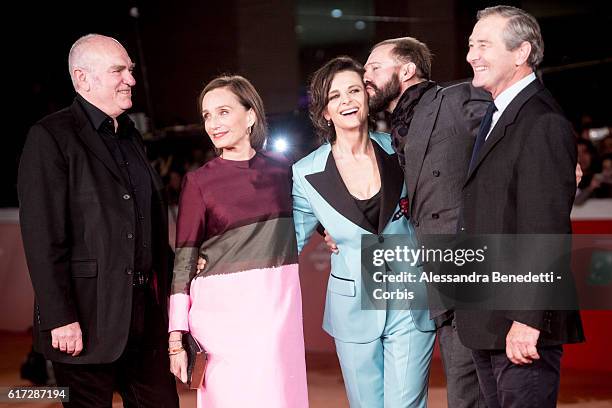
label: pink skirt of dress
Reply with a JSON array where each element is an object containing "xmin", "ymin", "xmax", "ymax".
[{"xmin": 188, "ymin": 264, "xmax": 308, "ymax": 408}]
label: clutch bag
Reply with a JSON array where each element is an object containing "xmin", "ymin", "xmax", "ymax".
[{"xmin": 183, "ymin": 332, "xmax": 207, "ymax": 389}]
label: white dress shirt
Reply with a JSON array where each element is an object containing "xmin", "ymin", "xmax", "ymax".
[{"xmin": 486, "ymin": 72, "xmax": 537, "ymax": 140}]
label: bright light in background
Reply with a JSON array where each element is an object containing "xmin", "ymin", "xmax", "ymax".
[
  {"xmin": 331, "ymin": 9, "xmax": 343, "ymax": 18},
  {"xmin": 273, "ymin": 138, "xmax": 289, "ymax": 153},
  {"xmin": 354, "ymin": 20, "xmax": 366, "ymax": 30}
]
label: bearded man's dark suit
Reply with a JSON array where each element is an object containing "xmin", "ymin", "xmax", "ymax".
[{"xmin": 394, "ymin": 81, "xmax": 490, "ymax": 407}]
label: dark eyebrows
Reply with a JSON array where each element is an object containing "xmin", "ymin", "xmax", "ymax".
[{"xmin": 327, "ymin": 83, "xmax": 362, "ymax": 97}]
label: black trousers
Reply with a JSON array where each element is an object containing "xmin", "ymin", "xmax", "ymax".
[
  {"xmin": 438, "ymin": 316, "xmax": 486, "ymax": 408},
  {"xmin": 52, "ymin": 286, "xmax": 179, "ymax": 408},
  {"xmin": 471, "ymin": 346, "xmax": 563, "ymax": 408}
]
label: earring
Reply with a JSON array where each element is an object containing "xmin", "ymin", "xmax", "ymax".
[{"xmin": 326, "ymin": 120, "xmax": 332, "ymax": 127}]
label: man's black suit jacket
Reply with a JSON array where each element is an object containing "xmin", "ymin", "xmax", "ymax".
[
  {"xmin": 455, "ymin": 79, "xmax": 584, "ymax": 350},
  {"xmin": 18, "ymin": 99, "xmax": 172, "ymax": 364}
]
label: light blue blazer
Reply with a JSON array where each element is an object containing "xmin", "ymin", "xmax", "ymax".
[{"xmin": 292, "ymin": 131, "xmax": 435, "ymax": 343}]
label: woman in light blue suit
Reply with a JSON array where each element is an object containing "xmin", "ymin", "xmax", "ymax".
[{"xmin": 293, "ymin": 57, "xmax": 435, "ymax": 407}]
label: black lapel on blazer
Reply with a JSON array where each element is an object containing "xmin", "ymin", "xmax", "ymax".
[
  {"xmin": 375, "ymin": 140, "xmax": 404, "ymax": 232},
  {"xmin": 70, "ymin": 100, "xmax": 123, "ymax": 183},
  {"xmin": 305, "ymin": 150, "xmax": 378, "ymax": 233},
  {"xmin": 465, "ymin": 79, "xmax": 543, "ymax": 183},
  {"xmin": 403, "ymin": 86, "xmax": 442, "ymax": 208}
]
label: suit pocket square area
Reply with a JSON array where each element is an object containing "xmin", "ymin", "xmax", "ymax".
[
  {"xmin": 329, "ymin": 274, "xmax": 356, "ymax": 297},
  {"xmin": 183, "ymin": 332, "xmax": 207, "ymax": 390}
]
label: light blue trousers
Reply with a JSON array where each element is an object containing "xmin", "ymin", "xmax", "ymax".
[{"xmin": 334, "ymin": 309, "xmax": 435, "ymax": 408}]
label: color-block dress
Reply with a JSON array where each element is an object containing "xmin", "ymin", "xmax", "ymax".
[{"xmin": 169, "ymin": 152, "xmax": 308, "ymax": 408}]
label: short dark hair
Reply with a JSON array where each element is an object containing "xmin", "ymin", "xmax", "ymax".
[
  {"xmin": 477, "ymin": 5, "xmax": 544, "ymax": 70},
  {"xmin": 308, "ymin": 56, "xmax": 364, "ymax": 145},
  {"xmin": 372, "ymin": 37, "xmax": 432, "ymax": 80},
  {"xmin": 198, "ymin": 75, "xmax": 267, "ymax": 151}
]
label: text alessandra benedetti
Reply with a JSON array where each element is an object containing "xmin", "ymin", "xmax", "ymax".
[{"xmin": 372, "ymin": 271, "xmax": 558, "ymax": 283}]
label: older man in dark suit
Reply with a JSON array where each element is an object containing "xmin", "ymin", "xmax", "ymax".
[
  {"xmin": 18, "ymin": 34, "xmax": 179, "ymax": 407},
  {"xmin": 362, "ymin": 37, "xmax": 490, "ymax": 407},
  {"xmin": 455, "ymin": 6, "xmax": 584, "ymax": 408}
]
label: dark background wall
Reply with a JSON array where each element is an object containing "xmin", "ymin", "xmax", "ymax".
[{"xmin": 4, "ymin": 0, "xmax": 611, "ymax": 206}]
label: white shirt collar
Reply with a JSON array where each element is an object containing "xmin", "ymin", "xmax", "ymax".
[
  {"xmin": 493, "ymin": 72, "xmax": 537, "ymax": 116},
  {"xmin": 486, "ymin": 72, "xmax": 536, "ymax": 140}
]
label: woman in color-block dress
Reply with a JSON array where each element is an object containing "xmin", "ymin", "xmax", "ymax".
[{"xmin": 168, "ymin": 75, "xmax": 308, "ymax": 408}]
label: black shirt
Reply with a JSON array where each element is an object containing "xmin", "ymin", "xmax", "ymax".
[
  {"xmin": 77, "ymin": 95, "xmax": 153, "ymax": 276},
  {"xmin": 353, "ymin": 190, "xmax": 382, "ymax": 232},
  {"xmin": 390, "ymin": 80, "xmax": 436, "ymax": 167}
]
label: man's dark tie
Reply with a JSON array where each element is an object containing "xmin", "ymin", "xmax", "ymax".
[{"xmin": 468, "ymin": 102, "xmax": 497, "ymax": 174}]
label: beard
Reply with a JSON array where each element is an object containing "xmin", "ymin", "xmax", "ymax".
[{"xmin": 367, "ymin": 73, "xmax": 401, "ymax": 113}]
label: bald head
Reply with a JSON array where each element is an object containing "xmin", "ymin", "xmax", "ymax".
[
  {"xmin": 68, "ymin": 34, "xmax": 136, "ymax": 118},
  {"xmin": 68, "ymin": 34, "xmax": 122, "ymax": 89}
]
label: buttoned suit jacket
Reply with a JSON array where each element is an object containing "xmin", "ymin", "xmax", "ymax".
[
  {"xmin": 454, "ymin": 79, "xmax": 584, "ymax": 350},
  {"xmin": 292, "ymin": 131, "xmax": 436, "ymax": 343},
  {"xmin": 18, "ymin": 99, "xmax": 172, "ymax": 364},
  {"xmin": 400, "ymin": 82, "xmax": 490, "ymax": 321}
]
